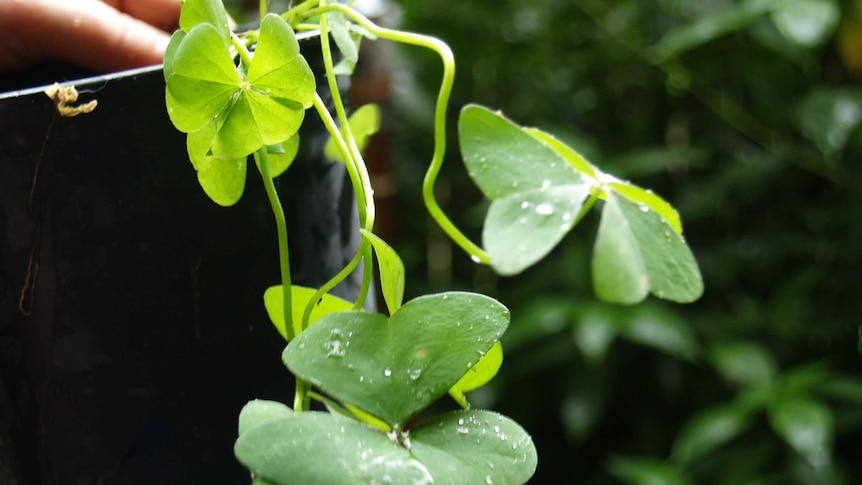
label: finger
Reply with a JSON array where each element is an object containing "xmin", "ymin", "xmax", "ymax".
[
  {"xmin": 101, "ymin": 0, "xmax": 181, "ymax": 32},
  {"xmin": 0, "ymin": 0, "xmax": 172, "ymax": 72}
]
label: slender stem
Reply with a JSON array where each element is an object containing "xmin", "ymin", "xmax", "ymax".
[
  {"xmin": 283, "ymin": 0, "xmax": 319, "ymax": 25},
  {"xmin": 259, "ymin": 0, "xmax": 267, "ymax": 22},
  {"xmin": 255, "ymin": 149, "xmax": 294, "ymax": 341},
  {"xmin": 304, "ymin": 4, "xmax": 491, "ymax": 264}
]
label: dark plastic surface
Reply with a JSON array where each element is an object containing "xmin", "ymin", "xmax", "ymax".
[{"xmin": 0, "ymin": 55, "xmax": 358, "ymax": 483}]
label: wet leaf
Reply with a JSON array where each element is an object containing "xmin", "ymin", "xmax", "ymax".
[
  {"xmin": 448, "ymin": 342, "xmax": 504, "ymax": 407},
  {"xmin": 263, "ymin": 285, "xmax": 353, "ymax": 341},
  {"xmin": 459, "ymin": 104, "xmax": 591, "ymax": 275},
  {"xmin": 592, "ymin": 192, "xmax": 703, "ymax": 304},
  {"xmin": 283, "ymin": 292, "xmax": 509, "ymax": 425},
  {"xmin": 235, "ymin": 410, "xmax": 536, "ymax": 485}
]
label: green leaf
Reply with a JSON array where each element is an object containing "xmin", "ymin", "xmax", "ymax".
[
  {"xmin": 646, "ymin": 0, "xmax": 775, "ymax": 63},
  {"xmin": 186, "ymin": 120, "xmax": 248, "ymax": 206},
  {"xmin": 794, "ymin": 88, "xmax": 862, "ymax": 158},
  {"xmin": 178, "ymin": 0, "xmax": 230, "ymax": 39},
  {"xmin": 672, "ymin": 402, "xmax": 755, "ymax": 464},
  {"xmin": 618, "ymin": 305, "xmax": 699, "ymax": 361},
  {"xmin": 324, "ymin": 104, "xmax": 382, "ymax": 162},
  {"xmin": 609, "ymin": 182, "xmax": 682, "ymax": 234},
  {"xmin": 459, "ymin": 104, "xmax": 591, "ymax": 275},
  {"xmin": 768, "ymin": 398, "xmax": 834, "ymax": 468},
  {"xmin": 710, "ymin": 341, "xmax": 778, "ymax": 388},
  {"xmin": 409, "ymin": 410, "xmax": 538, "ymax": 485},
  {"xmin": 448, "ymin": 341, "xmax": 504, "ymax": 407},
  {"xmin": 770, "ymin": 0, "xmax": 840, "ymax": 48},
  {"xmin": 571, "ymin": 305, "xmax": 619, "ymax": 364},
  {"xmin": 238, "ymin": 399, "xmax": 293, "ymax": 436},
  {"xmin": 235, "ymin": 410, "xmax": 536, "ymax": 485},
  {"xmin": 360, "ymin": 229, "xmax": 405, "ymax": 314},
  {"xmin": 327, "ymin": 12, "xmax": 360, "ymax": 74},
  {"xmin": 162, "ymin": 30, "xmax": 185, "ymax": 81},
  {"xmin": 260, "ymin": 135, "xmax": 300, "ymax": 179},
  {"xmin": 607, "ymin": 455, "xmax": 693, "ymax": 485},
  {"xmin": 263, "ymin": 285, "xmax": 353, "ymax": 340},
  {"xmin": 592, "ymin": 192, "xmax": 703, "ymax": 304},
  {"xmin": 283, "ymin": 292, "xmax": 509, "ymax": 425},
  {"xmin": 524, "ymin": 128, "xmax": 600, "ymax": 180},
  {"xmin": 166, "ymin": 23, "xmax": 242, "ymax": 133}
]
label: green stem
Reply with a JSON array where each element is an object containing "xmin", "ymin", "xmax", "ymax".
[
  {"xmin": 304, "ymin": 4, "xmax": 491, "ymax": 264},
  {"xmin": 254, "ymin": 149, "xmax": 294, "ymax": 341},
  {"xmin": 259, "ymin": 0, "xmax": 267, "ymax": 22}
]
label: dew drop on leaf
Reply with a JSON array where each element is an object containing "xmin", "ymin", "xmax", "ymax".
[
  {"xmin": 383, "ymin": 368, "xmax": 392, "ymax": 377},
  {"xmin": 535, "ymin": 202, "xmax": 555, "ymax": 215}
]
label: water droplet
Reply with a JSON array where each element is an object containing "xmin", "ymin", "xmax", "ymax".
[
  {"xmin": 456, "ymin": 427, "xmax": 470, "ymax": 434},
  {"xmin": 638, "ymin": 204, "xmax": 649, "ymax": 213},
  {"xmin": 359, "ymin": 376, "xmax": 365, "ymax": 382},
  {"xmin": 485, "ymin": 476, "xmax": 494, "ymax": 484},
  {"xmin": 541, "ymin": 180, "xmax": 551, "ymax": 190},
  {"xmin": 442, "ymin": 294, "xmax": 449, "ymax": 300},
  {"xmin": 470, "ymin": 255, "xmax": 481, "ymax": 263},
  {"xmin": 408, "ymin": 368, "xmax": 422, "ymax": 381},
  {"xmin": 520, "ymin": 201, "xmax": 530, "ymax": 209},
  {"xmin": 484, "ymin": 314, "xmax": 490, "ymax": 320},
  {"xmin": 535, "ymin": 202, "xmax": 555, "ymax": 215},
  {"xmin": 383, "ymin": 368, "xmax": 392, "ymax": 377}
]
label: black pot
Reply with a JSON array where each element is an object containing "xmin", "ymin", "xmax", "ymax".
[{"xmin": 0, "ymin": 48, "xmax": 360, "ymax": 483}]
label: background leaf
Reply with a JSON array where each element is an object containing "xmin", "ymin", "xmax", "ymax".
[
  {"xmin": 770, "ymin": 0, "xmax": 841, "ymax": 47},
  {"xmin": 324, "ymin": 104, "xmax": 381, "ymax": 162},
  {"xmin": 767, "ymin": 398, "xmax": 834, "ymax": 468}
]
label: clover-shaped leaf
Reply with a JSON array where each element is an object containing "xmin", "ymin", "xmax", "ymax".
[
  {"xmin": 593, "ymin": 192, "xmax": 702, "ymax": 304},
  {"xmin": 235, "ymin": 410, "xmax": 536, "ymax": 485},
  {"xmin": 459, "ymin": 104, "xmax": 592, "ymax": 275},
  {"xmin": 166, "ymin": 14, "xmax": 314, "ymax": 160},
  {"xmin": 283, "ymin": 292, "xmax": 509, "ymax": 425}
]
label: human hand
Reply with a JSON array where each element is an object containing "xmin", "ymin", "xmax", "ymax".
[{"xmin": 0, "ymin": 0, "xmax": 181, "ymax": 72}]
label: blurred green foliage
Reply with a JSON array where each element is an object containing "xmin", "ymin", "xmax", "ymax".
[{"xmin": 386, "ymin": 0, "xmax": 862, "ymax": 483}]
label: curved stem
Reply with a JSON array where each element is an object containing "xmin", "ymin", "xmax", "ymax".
[
  {"xmin": 254, "ymin": 149, "xmax": 294, "ymax": 341},
  {"xmin": 304, "ymin": 4, "xmax": 490, "ymax": 264}
]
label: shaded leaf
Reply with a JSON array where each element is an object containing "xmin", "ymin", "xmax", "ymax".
[
  {"xmin": 770, "ymin": 0, "xmax": 840, "ymax": 47},
  {"xmin": 795, "ymin": 88, "xmax": 862, "ymax": 158},
  {"xmin": 459, "ymin": 104, "xmax": 591, "ymax": 275},
  {"xmin": 607, "ymin": 455, "xmax": 693, "ymax": 485},
  {"xmin": 178, "ymin": 0, "xmax": 230, "ymax": 39},
  {"xmin": 710, "ymin": 341, "xmax": 778, "ymax": 388},
  {"xmin": 258, "ymin": 135, "xmax": 300, "ymax": 179},
  {"xmin": 360, "ymin": 229, "xmax": 405, "ymax": 314},
  {"xmin": 235, "ymin": 410, "xmax": 536, "ymax": 485},
  {"xmin": 263, "ymin": 285, "xmax": 353, "ymax": 340},
  {"xmin": 768, "ymin": 398, "xmax": 834, "ymax": 468},
  {"xmin": 592, "ymin": 192, "xmax": 703, "ymax": 304},
  {"xmin": 238, "ymin": 400, "xmax": 293, "ymax": 436},
  {"xmin": 572, "ymin": 305, "xmax": 619, "ymax": 364},
  {"xmin": 618, "ymin": 305, "xmax": 699, "ymax": 361},
  {"xmin": 283, "ymin": 292, "xmax": 509, "ymax": 425},
  {"xmin": 672, "ymin": 402, "xmax": 755, "ymax": 464}
]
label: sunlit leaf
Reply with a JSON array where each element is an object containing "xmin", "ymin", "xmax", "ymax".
[
  {"xmin": 263, "ymin": 285, "xmax": 353, "ymax": 340},
  {"xmin": 283, "ymin": 292, "xmax": 509, "ymax": 425},
  {"xmin": 235, "ymin": 410, "xmax": 536, "ymax": 485},
  {"xmin": 767, "ymin": 398, "xmax": 834, "ymax": 468},
  {"xmin": 324, "ymin": 104, "xmax": 382, "ymax": 162},
  {"xmin": 178, "ymin": 0, "xmax": 230, "ymax": 39},
  {"xmin": 360, "ymin": 228, "xmax": 405, "ymax": 314},
  {"xmin": 525, "ymin": 128, "xmax": 600, "ymax": 180},
  {"xmin": 166, "ymin": 23, "xmax": 242, "ymax": 133},
  {"xmin": 593, "ymin": 192, "xmax": 703, "ymax": 304},
  {"xmin": 448, "ymin": 342, "xmax": 503, "ymax": 407},
  {"xmin": 770, "ymin": 0, "xmax": 840, "ymax": 47},
  {"xmin": 459, "ymin": 104, "xmax": 591, "ymax": 275}
]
